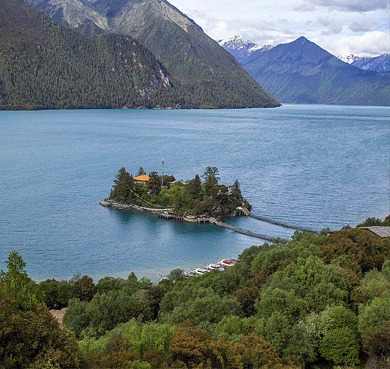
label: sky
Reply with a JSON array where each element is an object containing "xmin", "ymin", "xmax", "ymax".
[{"xmin": 169, "ymin": 0, "xmax": 390, "ymax": 56}]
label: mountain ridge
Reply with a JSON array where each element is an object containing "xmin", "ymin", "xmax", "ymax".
[
  {"xmin": 24, "ymin": 0, "xmax": 280, "ymax": 109},
  {"xmin": 352, "ymin": 54, "xmax": 389, "ymax": 74},
  {"xmin": 241, "ymin": 36, "xmax": 390, "ymax": 106},
  {"xmin": 219, "ymin": 35, "xmax": 273, "ymax": 63}
]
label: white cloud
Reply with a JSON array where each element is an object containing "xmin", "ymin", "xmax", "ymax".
[
  {"xmin": 317, "ymin": 17, "xmax": 343, "ymax": 34},
  {"xmin": 169, "ymin": 0, "xmax": 390, "ymax": 56},
  {"xmin": 349, "ymin": 19, "xmax": 377, "ymax": 32},
  {"xmin": 316, "ymin": 31, "xmax": 390, "ymax": 56},
  {"xmin": 296, "ymin": 0, "xmax": 390, "ymax": 12}
]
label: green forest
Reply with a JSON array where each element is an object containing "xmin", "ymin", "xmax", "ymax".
[
  {"xmin": 0, "ymin": 0, "xmax": 279, "ymax": 111},
  {"xmin": 1, "ymin": 216, "xmax": 390, "ymax": 368},
  {"xmin": 108, "ymin": 167, "xmax": 251, "ymax": 218},
  {"xmin": 0, "ymin": 0, "xmax": 184, "ymax": 110}
]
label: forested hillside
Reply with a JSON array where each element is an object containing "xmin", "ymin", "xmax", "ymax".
[
  {"xmin": 1, "ymin": 216, "xmax": 390, "ymax": 368},
  {"xmin": 0, "ymin": 0, "xmax": 193, "ymax": 110},
  {"xmin": 24, "ymin": 0, "xmax": 280, "ymax": 109}
]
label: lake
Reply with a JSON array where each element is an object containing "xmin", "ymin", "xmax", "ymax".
[{"xmin": 1, "ymin": 104, "xmax": 389, "ymax": 281}]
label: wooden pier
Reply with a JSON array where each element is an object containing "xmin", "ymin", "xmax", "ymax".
[
  {"xmin": 159, "ymin": 213, "xmax": 184, "ymax": 222},
  {"xmin": 159, "ymin": 214, "xmax": 212, "ymax": 224}
]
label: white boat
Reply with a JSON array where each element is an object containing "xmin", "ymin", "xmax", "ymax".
[
  {"xmin": 207, "ymin": 263, "xmax": 220, "ymax": 270},
  {"xmin": 195, "ymin": 268, "xmax": 208, "ymax": 275},
  {"xmin": 218, "ymin": 259, "xmax": 235, "ymax": 268}
]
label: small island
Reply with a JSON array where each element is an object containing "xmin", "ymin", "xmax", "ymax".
[{"xmin": 101, "ymin": 166, "xmax": 251, "ymax": 221}]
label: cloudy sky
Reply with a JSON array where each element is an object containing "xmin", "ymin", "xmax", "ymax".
[{"xmin": 169, "ymin": 0, "xmax": 390, "ymax": 56}]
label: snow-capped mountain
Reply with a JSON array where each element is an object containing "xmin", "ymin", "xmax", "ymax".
[
  {"xmin": 219, "ymin": 36, "xmax": 273, "ymax": 63},
  {"xmin": 338, "ymin": 53, "xmax": 390, "ymax": 73},
  {"xmin": 241, "ymin": 36, "xmax": 389, "ymax": 106},
  {"xmin": 338, "ymin": 54, "xmax": 364, "ymax": 64}
]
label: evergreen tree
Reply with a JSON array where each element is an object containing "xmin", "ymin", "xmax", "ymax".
[
  {"xmin": 202, "ymin": 167, "xmax": 219, "ymax": 195},
  {"xmin": 73, "ymin": 275, "xmax": 97, "ymax": 302},
  {"xmin": 231, "ymin": 179, "xmax": 244, "ymax": 206},
  {"xmin": 111, "ymin": 168, "xmax": 134, "ymax": 202},
  {"xmin": 148, "ymin": 172, "xmax": 161, "ymax": 196},
  {"xmin": 0, "ymin": 251, "xmax": 42, "ymax": 311},
  {"xmin": 188, "ymin": 174, "xmax": 203, "ymax": 201},
  {"xmin": 232, "ymin": 180, "xmax": 241, "ymax": 198},
  {"xmin": 138, "ymin": 167, "xmax": 146, "ymax": 176}
]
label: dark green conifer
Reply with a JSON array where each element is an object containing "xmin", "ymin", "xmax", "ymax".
[{"xmin": 148, "ymin": 172, "xmax": 161, "ymax": 196}]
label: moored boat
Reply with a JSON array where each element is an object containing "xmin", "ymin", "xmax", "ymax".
[{"xmin": 195, "ymin": 268, "xmax": 208, "ymax": 275}]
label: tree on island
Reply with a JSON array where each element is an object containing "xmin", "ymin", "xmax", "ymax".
[
  {"xmin": 202, "ymin": 166, "xmax": 220, "ymax": 195},
  {"xmin": 108, "ymin": 166, "xmax": 250, "ymax": 218},
  {"xmin": 111, "ymin": 168, "xmax": 134, "ymax": 203},
  {"xmin": 232, "ymin": 179, "xmax": 244, "ymax": 203},
  {"xmin": 188, "ymin": 174, "xmax": 203, "ymax": 201},
  {"xmin": 138, "ymin": 167, "xmax": 146, "ymax": 176},
  {"xmin": 148, "ymin": 172, "xmax": 161, "ymax": 196}
]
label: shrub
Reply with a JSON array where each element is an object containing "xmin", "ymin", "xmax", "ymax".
[
  {"xmin": 73, "ymin": 275, "xmax": 97, "ymax": 302},
  {"xmin": 358, "ymin": 293, "xmax": 390, "ymax": 334},
  {"xmin": 362, "ymin": 320, "xmax": 390, "ymax": 358},
  {"xmin": 319, "ymin": 327, "xmax": 360, "ymax": 366},
  {"xmin": 235, "ymin": 334, "xmax": 283, "ymax": 369},
  {"xmin": 0, "ymin": 299, "xmax": 82, "ymax": 369}
]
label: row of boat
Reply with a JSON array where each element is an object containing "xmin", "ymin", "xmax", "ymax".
[
  {"xmin": 190, "ymin": 258, "xmax": 237, "ymax": 276},
  {"xmin": 158, "ymin": 258, "xmax": 237, "ymax": 281}
]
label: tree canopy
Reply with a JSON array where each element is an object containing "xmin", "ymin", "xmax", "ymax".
[{"xmin": 1, "ymin": 215, "xmax": 389, "ymax": 368}]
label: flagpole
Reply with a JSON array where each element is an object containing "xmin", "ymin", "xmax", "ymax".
[{"xmin": 162, "ymin": 158, "xmax": 165, "ymax": 187}]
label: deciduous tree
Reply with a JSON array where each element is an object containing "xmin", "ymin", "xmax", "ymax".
[
  {"xmin": 319, "ymin": 327, "xmax": 360, "ymax": 366},
  {"xmin": 74, "ymin": 275, "xmax": 97, "ymax": 302},
  {"xmin": 0, "ymin": 298, "xmax": 82, "ymax": 369}
]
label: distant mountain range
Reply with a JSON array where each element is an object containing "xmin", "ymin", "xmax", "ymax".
[
  {"xmin": 218, "ymin": 36, "xmax": 273, "ymax": 63},
  {"xmin": 339, "ymin": 54, "xmax": 390, "ymax": 74},
  {"xmin": 220, "ymin": 35, "xmax": 389, "ymax": 106},
  {"xmin": 22, "ymin": 0, "xmax": 279, "ymax": 109}
]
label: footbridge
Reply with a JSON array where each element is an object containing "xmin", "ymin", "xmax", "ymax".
[
  {"xmin": 238, "ymin": 207, "xmax": 319, "ymax": 234},
  {"xmin": 210, "ymin": 218, "xmax": 276, "ymax": 242}
]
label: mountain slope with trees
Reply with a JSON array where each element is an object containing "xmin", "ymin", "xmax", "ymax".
[
  {"xmin": 23, "ymin": 0, "xmax": 280, "ymax": 109},
  {"xmin": 241, "ymin": 37, "xmax": 390, "ymax": 106},
  {"xmin": 0, "ymin": 0, "xmax": 189, "ymax": 110}
]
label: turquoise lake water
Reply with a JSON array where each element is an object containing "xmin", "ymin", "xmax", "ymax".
[{"xmin": 1, "ymin": 105, "xmax": 389, "ymax": 281}]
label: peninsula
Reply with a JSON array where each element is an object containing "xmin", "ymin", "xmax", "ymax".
[{"xmin": 101, "ymin": 166, "xmax": 251, "ymax": 220}]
